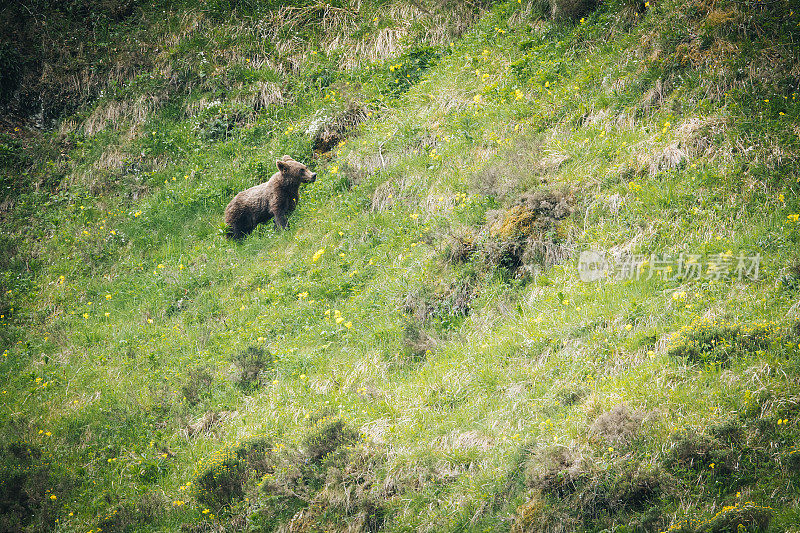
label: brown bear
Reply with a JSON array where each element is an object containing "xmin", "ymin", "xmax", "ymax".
[{"xmin": 224, "ymin": 155, "xmax": 317, "ymax": 239}]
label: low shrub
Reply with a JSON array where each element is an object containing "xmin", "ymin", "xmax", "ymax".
[
  {"xmin": 252, "ymin": 418, "xmax": 385, "ymax": 531},
  {"xmin": 667, "ymin": 319, "xmax": 774, "ymax": 366},
  {"xmin": 777, "ymin": 261, "xmax": 800, "ymax": 292},
  {"xmin": 383, "ymin": 45, "xmax": 446, "ymax": 96},
  {"xmin": 480, "ymin": 189, "xmax": 575, "ymax": 278},
  {"xmin": 589, "ymin": 404, "xmax": 645, "ymax": 445},
  {"xmin": 525, "ymin": 445, "xmax": 589, "ymax": 498},
  {"xmin": 192, "ymin": 436, "xmax": 273, "ymax": 511},
  {"xmin": 402, "ymin": 280, "xmax": 475, "ymax": 326},
  {"xmin": 181, "ymin": 366, "xmax": 214, "ymax": 406},
  {"xmin": 230, "ymin": 346, "xmax": 273, "ymax": 392},
  {"xmin": 0, "ymin": 440, "xmax": 75, "ymax": 532},
  {"xmin": 524, "ymin": 444, "xmax": 667, "ymax": 530},
  {"xmin": 306, "ymin": 103, "xmax": 370, "ymax": 155},
  {"xmin": 550, "ymin": 0, "xmax": 599, "ymax": 21},
  {"xmin": 662, "ymin": 410, "xmax": 797, "ymax": 499},
  {"xmin": 401, "ymin": 278, "xmax": 476, "ymax": 358},
  {"xmin": 97, "ymin": 492, "xmax": 169, "ymax": 532},
  {"xmin": 301, "ymin": 415, "xmax": 360, "ymax": 465}
]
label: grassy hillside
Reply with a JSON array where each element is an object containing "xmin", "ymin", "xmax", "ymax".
[{"xmin": 2, "ymin": 0, "xmax": 800, "ymax": 531}]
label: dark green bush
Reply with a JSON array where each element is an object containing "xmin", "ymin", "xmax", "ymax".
[
  {"xmin": 0, "ymin": 42, "xmax": 23, "ymax": 102},
  {"xmin": 302, "ymin": 415, "xmax": 359, "ymax": 464},
  {"xmin": 0, "ymin": 440, "xmax": 76, "ymax": 532},
  {"xmin": 193, "ymin": 436, "xmax": 272, "ymax": 510},
  {"xmin": 230, "ymin": 346, "xmax": 273, "ymax": 392},
  {"xmin": 253, "ymin": 419, "xmax": 383, "ymax": 532},
  {"xmin": 181, "ymin": 366, "xmax": 214, "ymax": 406}
]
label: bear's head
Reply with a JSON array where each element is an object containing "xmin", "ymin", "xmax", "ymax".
[{"xmin": 276, "ymin": 155, "xmax": 316, "ymax": 184}]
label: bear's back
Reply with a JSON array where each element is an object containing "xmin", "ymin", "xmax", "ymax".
[{"xmin": 241, "ymin": 179, "xmax": 275, "ymax": 210}]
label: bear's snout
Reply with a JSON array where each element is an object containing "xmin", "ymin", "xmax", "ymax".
[{"xmin": 309, "ymin": 172, "xmax": 317, "ymax": 182}]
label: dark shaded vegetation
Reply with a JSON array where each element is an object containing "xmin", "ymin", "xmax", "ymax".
[
  {"xmin": 230, "ymin": 346, "xmax": 274, "ymax": 392},
  {"xmin": 510, "ymin": 397, "xmax": 800, "ymax": 532},
  {"xmin": 193, "ymin": 436, "xmax": 273, "ymax": 510},
  {"xmin": 0, "ymin": 0, "xmax": 147, "ymax": 123},
  {"xmin": 189, "ymin": 417, "xmax": 386, "ymax": 532}
]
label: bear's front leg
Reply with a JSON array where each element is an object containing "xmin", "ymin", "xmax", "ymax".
[{"xmin": 273, "ymin": 210, "xmax": 289, "ymax": 230}]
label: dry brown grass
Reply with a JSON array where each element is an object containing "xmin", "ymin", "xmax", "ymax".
[
  {"xmin": 252, "ymin": 81, "xmax": 285, "ymax": 110},
  {"xmin": 182, "ymin": 96, "xmax": 213, "ymax": 118},
  {"xmin": 370, "ymin": 175, "xmax": 417, "ymax": 212},
  {"xmin": 675, "ymin": 116, "xmax": 724, "ymax": 159},
  {"xmin": 256, "ymin": 0, "xmax": 480, "ymax": 72},
  {"xmin": 93, "ymin": 144, "xmax": 127, "ymax": 172},
  {"xmin": 525, "ymin": 444, "xmax": 590, "ymax": 497},
  {"xmin": 185, "ymin": 410, "xmax": 233, "ymax": 437},
  {"xmin": 638, "ymin": 78, "xmax": 669, "ymax": 116},
  {"xmin": 589, "ymin": 403, "xmax": 645, "ymax": 445},
  {"xmin": 82, "ymin": 93, "xmax": 164, "ymax": 136},
  {"xmin": 434, "ymin": 429, "xmax": 495, "ymax": 452},
  {"xmin": 649, "ymin": 142, "xmax": 686, "ymax": 176}
]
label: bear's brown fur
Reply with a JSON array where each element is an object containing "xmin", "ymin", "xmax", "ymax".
[{"xmin": 224, "ymin": 155, "xmax": 316, "ymax": 239}]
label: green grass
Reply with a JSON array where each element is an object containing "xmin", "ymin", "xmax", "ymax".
[{"xmin": 2, "ymin": 0, "xmax": 800, "ymax": 531}]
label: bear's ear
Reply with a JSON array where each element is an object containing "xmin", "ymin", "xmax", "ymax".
[
  {"xmin": 281, "ymin": 155, "xmax": 293, "ymax": 161},
  {"xmin": 276, "ymin": 160, "xmax": 287, "ymax": 171}
]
